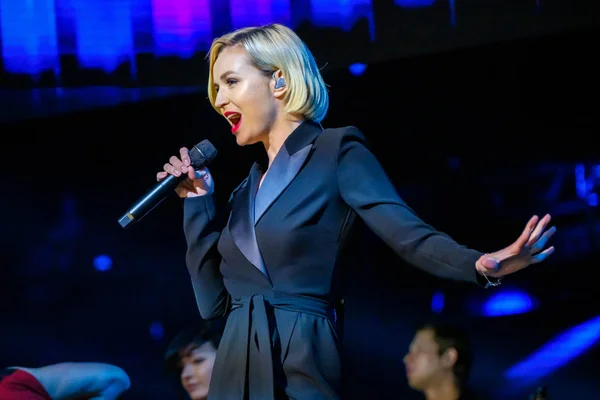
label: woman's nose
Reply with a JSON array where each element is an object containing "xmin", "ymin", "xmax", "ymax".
[
  {"xmin": 215, "ymin": 89, "xmax": 229, "ymax": 108},
  {"xmin": 181, "ymin": 364, "xmax": 193, "ymax": 379}
]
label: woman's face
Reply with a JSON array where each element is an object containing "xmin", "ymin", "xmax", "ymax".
[
  {"xmin": 212, "ymin": 45, "xmax": 279, "ymax": 146},
  {"xmin": 179, "ymin": 342, "xmax": 217, "ymax": 400}
]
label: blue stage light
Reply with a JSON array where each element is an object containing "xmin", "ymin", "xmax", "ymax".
[
  {"xmin": 149, "ymin": 321, "xmax": 165, "ymax": 341},
  {"xmin": 504, "ymin": 315, "xmax": 600, "ymax": 389},
  {"xmin": 480, "ymin": 289, "xmax": 537, "ymax": 317},
  {"xmin": 349, "ymin": 63, "xmax": 367, "ymax": 76},
  {"xmin": 93, "ymin": 255, "xmax": 113, "ymax": 272},
  {"xmin": 431, "ymin": 290, "xmax": 445, "ymax": 314}
]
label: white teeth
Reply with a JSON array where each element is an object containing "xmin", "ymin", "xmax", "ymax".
[{"xmin": 227, "ymin": 114, "xmax": 241, "ymax": 123}]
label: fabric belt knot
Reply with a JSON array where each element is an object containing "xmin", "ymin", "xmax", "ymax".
[{"xmin": 230, "ymin": 291, "xmax": 335, "ymax": 400}]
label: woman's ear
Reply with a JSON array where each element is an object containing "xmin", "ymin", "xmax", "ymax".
[{"xmin": 271, "ymin": 70, "xmax": 287, "ymax": 98}]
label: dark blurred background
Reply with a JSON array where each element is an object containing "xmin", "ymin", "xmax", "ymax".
[{"xmin": 1, "ymin": 0, "xmax": 599, "ymax": 399}]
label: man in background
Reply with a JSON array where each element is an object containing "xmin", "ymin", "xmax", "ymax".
[{"xmin": 403, "ymin": 322, "xmax": 484, "ymax": 400}]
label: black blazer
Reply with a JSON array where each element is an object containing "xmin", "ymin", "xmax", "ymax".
[{"xmin": 183, "ymin": 121, "xmax": 484, "ymax": 400}]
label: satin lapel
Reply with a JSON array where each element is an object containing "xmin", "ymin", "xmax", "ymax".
[
  {"xmin": 229, "ymin": 163, "xmax": 270, "ymax": 278},
  {"xmin": 254, "ymin": 143, "xmax": 312, "ymax": 225}
]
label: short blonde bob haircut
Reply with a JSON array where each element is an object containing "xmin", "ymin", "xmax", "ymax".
[{"xmin": 207, "ymin": 23, "xmax": 329, "ymax": 123}]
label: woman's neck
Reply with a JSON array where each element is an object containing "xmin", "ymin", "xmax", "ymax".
[{"xmin": 262, "ymin": 118, "xmax": 304, "ymax": 167}]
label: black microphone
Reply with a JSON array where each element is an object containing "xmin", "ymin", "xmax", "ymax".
[{"xmin": 118, "ymin": 140, "xmax": 217, "ymax": 229}]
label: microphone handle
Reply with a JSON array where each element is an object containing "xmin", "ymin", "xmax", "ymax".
[{"xmin": 118, "ymin": 173, "xmax": 186, "ymax": 228}]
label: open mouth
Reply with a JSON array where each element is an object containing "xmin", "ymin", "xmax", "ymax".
[{"xmin": 225, "ymin": 112, "xmax": 242, "ymax": 133}]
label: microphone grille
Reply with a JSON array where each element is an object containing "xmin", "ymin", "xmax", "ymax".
[{"xmin": 189, "ymin": 140, "xmax": 218, "ymax": 168}]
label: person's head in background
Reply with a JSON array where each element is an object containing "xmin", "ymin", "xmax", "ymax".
[
  {"xmin": 206, "ymin": 23, "xmax": 329, "ymax": 152},
  {"xmin": 530, "ymin": 385, "xmax": 550, "ymax": 400},
  {"xmin": 403, "ymin": 322, "xmax": 473, "ymax": 400},
  {"xmin": 165, "ymin": 319, "xmax": 225, "ymax": 400}
]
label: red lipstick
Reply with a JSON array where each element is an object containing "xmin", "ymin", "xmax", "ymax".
[{"xmin": 224, "ymin": 111, "xmax": 242, "ymax": 134}]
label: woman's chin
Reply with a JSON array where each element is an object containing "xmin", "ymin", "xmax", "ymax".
[
  {"xmin": 235, "ymin": 136, "xmax": 248, "ymax": 146},
  {"xmin": 189, "ymin": 388, "xmax": 209, "ymax": 400},
  {"xmin": 235, "ymin": 134, "xmax": 258, "ymax": 147}
]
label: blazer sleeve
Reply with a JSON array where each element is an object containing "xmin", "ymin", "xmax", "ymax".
[
  {"xmin": 335, "ymin": 127, "xmax": 485, "ymax": 285},
  {"xmin": 184, "ymin": 195, "xmax": 230, "ymax": 319}
]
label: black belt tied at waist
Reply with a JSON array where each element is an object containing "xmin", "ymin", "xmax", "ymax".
[{"xmin": 230, "ymin": 291, "xmax": 335, "ymax": 400}]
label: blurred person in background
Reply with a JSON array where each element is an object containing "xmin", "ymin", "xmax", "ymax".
[
  {"xmin": 530, "ymin": 385, "xmax": 550, "ymax": 400},
  {"xmin": 404, "ymin": 322, "xmax": 485, "ymax": 400},
  {"xmin": 164, "ymin": 319, "xmax": 225, "ymax": 400},
  {"xmin": 0, "ymin": 362, "xmax": 130, "ymax": 399}
]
